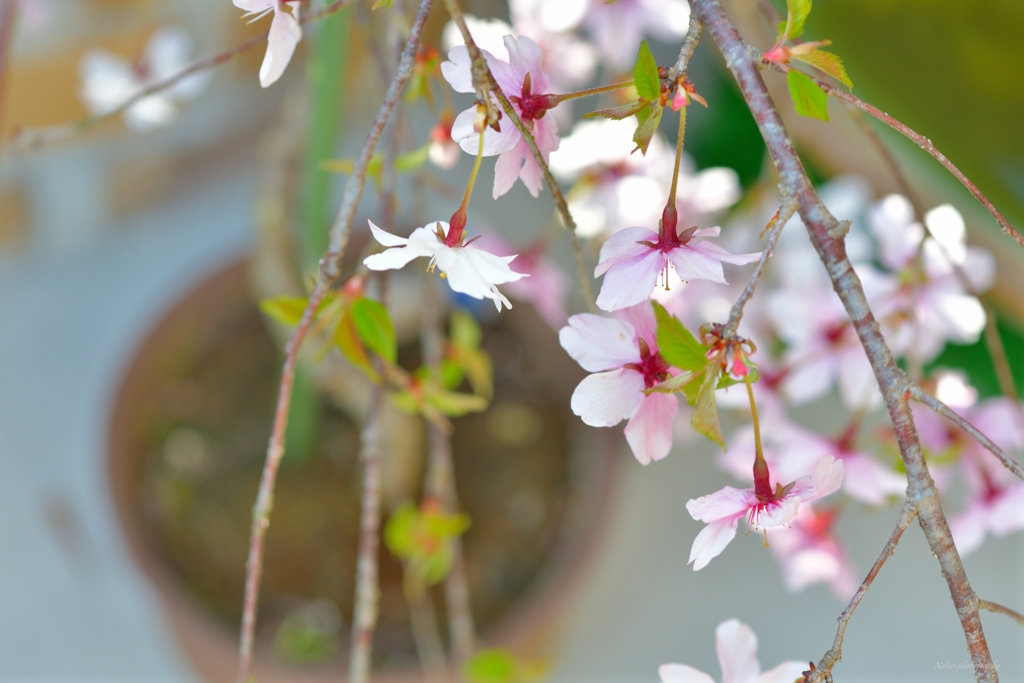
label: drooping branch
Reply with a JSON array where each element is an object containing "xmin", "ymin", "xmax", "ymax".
[
  {"xmin": 443, "ymin": 0, "xmax": 596, "ymax": 312},
  {"xmin": 723, "ymin": 196, "xmax": 796, "ymax": 336},
  {"xmin": 762, "ymin": 61, "xmax": 1024, "ymax": 250},
  {"xmin": 816, "ymin": 499, "xmax": 918, "ymax": 681},
  {"xmin": 5, "ymin": 0, "xmax": 356, "ymax": 155},
  {"xmin": 908, "ymin": 385, "xmax": 1024, "ymax": 481},
  {"xmin": 690, "ymin": 1, "xmax": 997, "ymax": 679},
  {"xmin": 979, "ymin": 599, "xmax": 1024, "ymax": 628},
  {"xmin": 236, "ymin": 2, "xmax": 434, "ymax": 681}
]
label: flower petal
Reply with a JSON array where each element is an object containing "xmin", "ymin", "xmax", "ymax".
[
  {"xmin": 686, "ymin": 486, "xmax": 757, "ymax": 524},
  {"xmin": 756, "ymin": 662, "xmax": 810, "ymax": 683},
  {"xmin": 363, "ymin": 247, "xmax": 423, "ymax": 271},
  {"xmin": 492, "ymin": 139, "xmax": 530, "ymax": 198},
  {"xmin": 558, "ymin": 313, "xmax": 638, "ymax": 372},
  {"xmin": 595, "ymin": 248, "xmax": 664, "ymax": 312},
  {"xmin": 569, "ymin": 368, "xmax": 644, "ymax": 427},
  {"xmin": 367, "ymin": 219, "xmax": 409, "ymax": 247},
  {"xmin": 595, "ymin": 226, "xmax": 658, "ymax": 276},
  {"xmin": 667, "ymin": 244, "xmax": 727, "ymax": 284},
  {"xmin": 689, "ymin": 517, "xmax": 741, "ymax": 571},
  {"xmin": 715, "ymin": 619, "xmax": 760, "ymax": 683},
  {"xmin": 439, "ymin": 45, "xmax": 475, "ymax": 93},
  {"xmin": 259, "ymin": 5, "xmax": 301, "ymax": 88},
  {"xmin": 451, "ymin": 106, "xmax": 521, "ymax": 156},
  {"xmin": 624, "ymin": 393, "xmax": 678, "ymax": 465}
]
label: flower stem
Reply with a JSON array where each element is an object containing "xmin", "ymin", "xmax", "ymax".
[
  {"xmin": 746, "ymin": 373, "xmax": 772, "ymax": 499},
  {"xmin": 448, "ymin": 126, "xmax": 485, "ymax": 244},
  {"xmin": 551, "ymin": 79, "xmax": 635, "ymax": 103},
  {"xmin": 745, "ymin": 373, "xmax": 764, "ymax": 462},
  {"xmin": 659, "ymin": 107, "xmax": 687, "ymax": 243}
]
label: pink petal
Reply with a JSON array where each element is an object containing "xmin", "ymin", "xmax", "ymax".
[
  {"xmin": 624, "ymin": 393, "xmax": 678, "ymax": 465},
  {"xmin": 595, "ymin": 226, "xmax": 658, "ymax": 276},
  {"xmin": 715, "ymin": 619, "xmax": 761, "ymax": 683},
  {"xmin": 517, "ymin": 118, "xmax": 560, "ymax": 197},
  {"xmin": 689, "ymin": 517, "xmax": 741, "ymax": 571},
  {"xmin": 686, "ymin": 486, "xmax": 756, "ymax": 523},
  {"xmin": 503, "ymin": 35, "xmax": 550, "ymax": 93},
  {"xmin": 667, "ymin": 244, "xmax": 727, "ymax": 284},
  {"xmin": 259, "ymin": 5, "xmax": 301, "ymax": 88},
  {"xmin": 842, "ymin": 453, "xmax": 906, "ymax": 506},
  {"xmin": 451, "ymin": 107, "xmax": 521, "ymax": 156},
  {"xmin": 492, "ymin": 141, "xmax": 530, "ymax": 199},
  {"xmin": 559, "ymin": 313, "xmax": 638, "ymax": 371},
  {"xmin": 810, "ymin": 455, "xmax": 845, "ymax": 500},
  {"xmin": 595, "ymin": 248, "xmax": 664, "ymax": 312},
  {"xmin": 614, "ymin": 302, "xmax": 658, "ymax": 352},
  {"xmin": 659, "ymin": 664, "xmax": 715, "ymax": 683},
  {"xmin": 569, "ymin": 369, "xmax": 644, "ymax": 427},
  {"xmin": 695, "ymin": 240, "xmax": 762, "ymax": 266}
]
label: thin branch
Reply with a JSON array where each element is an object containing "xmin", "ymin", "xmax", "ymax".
[
  {"xmin": 348, "ymin": 384, "xmax": 385, "ymax": 683},
  {"xmin": 421, "ymin": 280, "xmax": 476, "ymax": 664},
  {"xmin": 979, "ymin": 599, "xmax": 1024, "ymax": 628},
  {"xmin": 763, "ymin": 60, "xmax": 1024, "ymax": 251},
  {"xmin": 814, "ymin": 499, "xmax": 918, "ymax": 681},
  {"xmin": 406, "ymin": 578, "xmax": 449, "ymax": 683},
  {"xmin": 5, "ymin": 0, "xmax": 355, "ymax": 155},
  {"xmin": 236, "ymin": 2, "xmax": 434, "ymax": 681},
  {"xmin": 908, "ymin": 384, "xmax": 1024, "ymax": 482},
  {"xmin": 0, "ymin": 0, "xmax": 14, "ymax": 134},
  {"xmin": 845, "ymin": 105, "xmax": 923, "ymax": 214},
  {"xmin": 691, "ymin": 1, "xmax": 998, "ymax": 679},
  {"xmin": 723, "ymin": 197, "xmax": 796, "ymax": 335},
  {"xmin": 980, "ymin": 299, "xmax": 1019, "ymax": 402},
  {"xmin": 442, "ymin": 0, "xmax": 596, "ymax": 312},
  {"xmin": 667, "ymin": 12, "xmax": 704, "ymax": 80}
]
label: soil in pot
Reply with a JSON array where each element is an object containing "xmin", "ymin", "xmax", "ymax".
[{"xmin": 121, "ymin": 268, "xmax": 592, "ymax": 675}]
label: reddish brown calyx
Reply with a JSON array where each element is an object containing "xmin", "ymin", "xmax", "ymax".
[
  {"xmin": 623, "ymin": 337, "xmax": 672, "ymax": 390},
  {"xmin": 701, "ymin": 323, "xmax": 757, "ymax": 380},
  {"xmin": 508, "ymin": 72, "xmax": 559, "ymax": 122},
  {"xmin": 444, "ymin": 210, "xmax": 467, "ymax": 247}
]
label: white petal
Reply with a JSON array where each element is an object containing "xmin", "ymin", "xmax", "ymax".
[
  {"xmin": 659, "ymin": 664, "xmax": 716, "ymax": 683},
  {"xmin": 569, "ymin": 369, "xmax": 644, "ymax": 427},
  {"xmin": 558, "ymin": 314, "xmax": 638, "ymax": 372},
  {"xmin": 595, "ymin": 249, "xmax": 664, "ymax": 312},
  {"xmin": 363, "ymin": 246, "xmax": 423, "ymax": 271},
  {"xmin": 756, "ymin": 662, "xmax": 810, "ymax": 683},
  {"xmin": 259, "ymin": 5, "xmax": 301, "ymax": 87},
  {"xmin": 451, "ymin": 106, "xmax": 521, "ymax": 156},
  {"xmin": 367, "ymin": 219, "xmax": 410, "ymax": 247},
  {"xmin": 689, "ymin": 517, "xmax": 740, "ymax": 571},
  {"xmin": 715, "ymin": 619, "xmax": 760, "ymax": 683},
  {"xmin": 686, "ymin": 486, "xmax": 756, "ymax": 523}
]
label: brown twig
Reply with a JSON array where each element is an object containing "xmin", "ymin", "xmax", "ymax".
[
  {"xmin": 0, "ymin": 0, "xmax": 14, "ymax": 135},
  {"xmin": 762, "ymin": 60, "xmax": 1024, "ymax": 250},
  {"xmin": 980, "ymin": 299, "xmax": 1019, "ymax": 402},
  {"xmin": 421, "ymin": 280, "xmax": 476, "ymax": 664},
  {"xmin": 442, "ymin": 0, "xmax": 597, "ymax": 312},
  {"xmin": 236, "ymin": 1, "xmax": 434, "ymax": 681},
  {"xmin": 5, "ymin": 0, "xmax": 355, "ymax": 155},
  {"xmin": 348, "ymin": 384, "xmax": 385, "ymax": 683},
  {"xmin": 691, "ymin": 1, "xmax": 998, "ymax": 679},
  {"xmin": 845, "ymin": 105, "xmax": 922, "ymax": 214},
  {"xmin": 908, "ymin": 384, "xmax": 1024, "ymax": 482},
  {"xmin": 723, "ymin": 197, "xmax": 796, "ymax": 335},
  {"xmin": 979, "ymin": 599, "xmax": 1024, "ymax": 628},
  {"xmin": 667, "ymin": 12, "xmax": 704, "ymax": 80},
  {"xmin": 815, "ymin": 499, "xmax": 918, "ymax": 682}
]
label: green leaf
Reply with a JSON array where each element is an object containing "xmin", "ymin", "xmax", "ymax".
[
  {"xmin": 384, "ymin": 501, "xmax": 419, "ymax": 558},
  {"xmin": 681, "ymin": 375, "xmax": 702, "ymax": 406},
  {"xmin": 632, "ymin": 40, "xmax": 661, "ymax": 102},
  {"xmin": 395, "ymin": 143, "xmax": 430, "ymax": 173},
  {"xmin": 583, "ymin": 100, "xmax": 648, "ymax": 121},
  {"xmin": 450, "ymin": 309, "xmax": 482, "ymax": 349},
  {"xmin": 464, "ymin": 649, "xmax": 518, "ymax": 683},
  {"xmin": 786, "ymin": 0, "xmax": 812, "ymax": 40},
  {"xmin": 371, "ymin": 0, "xmax": 393, "ymax": 7},
  {"xmin": 260, "ymin": 296, "xmax": 314, "ymax": 327},
  {"xmin": 351, "ymin": 297, "xmax": 397, "ymax": 364},
  {"xmin": 793, "ymin": 49, "xmax": 852, "ymax": 89},
  {"xmin": 391, "ymin": 390, "xmax": 419, "ymax": 414},
  {"xmin": 458, "ymin": 348, "xmax": 494, "ymax": 398},
  {"xmin": 429, "ymin": 389, "xmax": 489, "ymax": 417},
  {"xmin": 643, "ymin": 372, "xmax": 697, "ymax": 395},
  {"xmin": 632, "ymin": 102, "xmax": 663, "ymax": 155},
  {"xmin": 691, "ymin": 365, "xmax": 725, "ymax": 448},
  {"xmin": 652, "ymin": 301, "xmax": 708, "ymax": 373},
  {"xmin": 334, "ymin": 311, "xmax": 380, "ymax": 382},
  {"xmin": 716, "ymin": 368, "xmax": 760, "ymax": 390},
  {"xmin": 787, "ymin": 69, "xmax": 829, "ymax": 121}
]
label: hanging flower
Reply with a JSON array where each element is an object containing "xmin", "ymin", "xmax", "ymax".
[
  {"xmin": 659, "ymin": 619, "xmax": 807, "ymax": 683},
  {"xmin": 233, "ymin": 0, "xmax": 302, "ymax": 88},
  {"xmin": 441, "ymin": 35, "xmax": 561, "ymax": 199},
  {"xmin": 769, "ymin": 505, "xmax": 858, "ymax": 599},
  {"xmin": 686, "ymin": 455, "xmax": 844, "ymax": 570},
  {"xmin": 362, "ymin": 220, "xmax": 526, "ymax": 311},
  {"xmin": 559, "ymin": 303, "xmax": 680, "ymax": 465},
  {"xmin": 594, "ymin": 225, "xmax": 760, "ymax": 312}
]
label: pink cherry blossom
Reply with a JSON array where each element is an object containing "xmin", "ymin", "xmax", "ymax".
[
  {"xmin": 441, "ymin": 35, "xmax": 561, "ymax": 199},
  {"xmin": 362, "ymin": 220, "xmax": 526, "ymax": 311},
  {"xmin": 659, "ymin": 619, "xmax": 807, "ymax": 683},
  {"xmin": 234, "ymin": 1, "xmax": 302, "ymax": 88},
  {"xmin": 769, "ymin": 505, "xmax": 858, "ymax": 599},
  {"xmin": 686, "ymin": 455, "xmax": 844, "ymax": 570},
  {"xmin": 559, "ymin": 303, "xmax": 680, "ymax": 465},
  {"xmin": 594, "ymin": 225, "xmax": 760, "ymax": 312}
]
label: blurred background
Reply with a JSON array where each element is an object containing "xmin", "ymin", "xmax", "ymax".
[{"xmin": 1, "ymin": 0, "xmax": 1023, "ymax": 681}]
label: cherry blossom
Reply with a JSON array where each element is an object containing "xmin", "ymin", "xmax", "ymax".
[
  {"xmin": 769, "ymin": 505, "xmax": 858, "ymax": 599},
  {"xmin": 79, "ymin": 27, "xmax": 210, "ymax": 132},
  {"xmin": 659, "ymin": 619, "xmax": 807, "ymax": 683},
  {"xmin": 686, "ymin": 455, "xmax": 844, "ymax": 570},
  {"xmin": 362, "ymin": 220, "xmax": 526, "ymax": 311},
  {"xmin": 233, "ymin": 1, "xmax": 302, "ymax": 88},
  {"xmin": 594, "ymin": 225, "xmax": 760, "ymax": 312},
  {"xmin": 441, "ymin": 35, "xmax": 561, "ymax": 199},
  {"xmin": 559, "ymin": 303, "xmax": 680, "ymax": 464}
]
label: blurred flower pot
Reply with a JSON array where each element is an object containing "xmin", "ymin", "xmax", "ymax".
[{"xmin": 108, "ymin": 257, "xmax": 620, "ymax": 682}]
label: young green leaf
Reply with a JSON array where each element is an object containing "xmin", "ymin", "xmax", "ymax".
[
  {"xmin": 787, "ymin": 69, "xmax": 829, "ymax": 121},
  {"xmin": 260, "ymin": 296, "xmax": 314, "ymax": 327},
  {"xmin": 334, "ymin": 311, "xmax": 380, "ymax": 382},
  {"xmin": 429, "ymin": 389, "xmax": 489, "ymax": 417},
  {"xmin": 643, "ymin": 372, "xmax": 696, "ymax": 395},
  {"xmin": 371, "ymin": 0, "xmax": 393, "ymax": 8},
  {"xmin": 632, "ymin": 102, "xmax": 663, "ymax": 155},
  {"xmin": 793, "ymin": 49, "xmax": 852, "ymax": 89},
  {"xmin": 691, "ymin": 364, "xmax": 725, "ymax": 448},
  {"xmin": 351, "ymin": 297, "xmax": 397, "ymax": 364},
  {"xmin": 786, "ymin": 0, "xmax": 812, "ymax": 40},
  {"xmin": 652, "ymin": 301, "xmax": 708, "ymax": 373},
  {"xmin": 583, "ymin": 100, "xmax": 648, "ymax": 121},
  {"xmin": 633, "ymin": 40, "xmax": 661, "ymax": 102},
  {"xmin": 395, "ymin": 143, "xmax": 430, "ymax": 173},
  {"xmin": 464, "ymin": 650, "xmax": 517, "ymax": 683}
]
